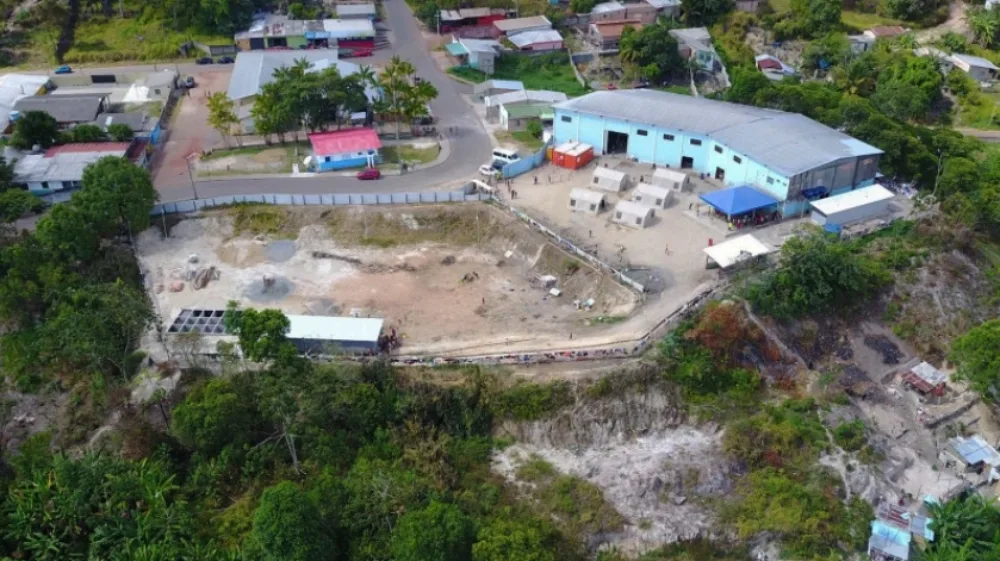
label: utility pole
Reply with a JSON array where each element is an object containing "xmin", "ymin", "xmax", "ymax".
[{"xmin": 185, "ymin": 155, "xmax": 200, "ymax": 200}]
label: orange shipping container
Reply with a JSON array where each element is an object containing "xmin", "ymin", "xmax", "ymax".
[
  {"xmin": 565, "ymin": 143, "xmax": 594, "ymax": 170},
  {"xmin": 552, "ymin": 141, "xmax": 579, "ymax": 169}
]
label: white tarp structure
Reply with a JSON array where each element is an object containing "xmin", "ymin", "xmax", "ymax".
[
  {"xmin": 652, "ymin": 167, "xmax": 689, "ymax": 191},
  {"xmin": 591, "ymin": 166, "xmax": 628, "ymax": 192},
  {"xmin": 568, "ymin": 188, "xmax": 606, "ymax": 214},
  {"xmin": 702, "ymin": 234, "xmax": 772, "ymax": 269},
  {"xmin": 632, "ymin": 183, "xmax": 671, "ymax": 209},
  {"xmin": 613, "ymin": 200, "xmax": 653, "ymax": 229}
]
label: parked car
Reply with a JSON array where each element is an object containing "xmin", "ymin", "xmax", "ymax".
[
  {"xmin": 216, "ymin": 56, "xmax": 235, "ymax": 64},
  {"xmin": 195, "ymin": 57, "xmax": 213, "ymax": 65},
  {"xmin": 54, "ymin": 65, "xmax": 72, "ymax": 74},
  {"xmin": 607, "ymin": 83, "xmax": 618, "ymax": 90},
  {"xmin": 182, "ymin": 76, "xmax": 196, "ymax": 88},
  {"xmin": 353, "ymin": 48, "xmax": 373, "ymax": 57},
  {"xmin": 479, "ymin": 164, "xmax": 498, "ymax": 177},
  {"xmin": 357, "ymin": 168, "xmax": 381, "ymax": 180}
]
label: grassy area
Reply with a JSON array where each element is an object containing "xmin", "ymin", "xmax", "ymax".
[
  {"xmin": 197, "ymin": 142, "xmax": 310, "ymax": 176},
  {"xmin": 58, "ymin": 17, "xmax": 230, "ymax": 64},
  {"xmin": 381, "ymin": 143, "xmax": 441, "ymax": 165},
  {"xmin": 955, "ymin": 90, "xmax": 1000, "ymax": 130},
  {"xmin": 658, "ymin": 85, "xmax": 693, "ymax": 96},
  {"xmin": 448, "ymin": 66, "xmax": 487, "ymax": 83},
  {"xmin": 840, "ymin": 10, "xmax": 905, "ymax": 31},
  {"xmin": 326, "ymin": 205, "xmax": 510, "ymax": 248},
  {"xmin": 493, "ymin": 53, "xmax": 590, "ymax": 97},
  {"xmin": 494, "ymin": 130, "xmax": 545, "ymax": 151}
]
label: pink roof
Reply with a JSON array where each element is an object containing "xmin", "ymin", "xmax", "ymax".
[
  {"xmin": 308, "ymin": 128, "xmax": 381, "ymax": 155},
  {"xmin": 44, "ymin": 142, "xmax": 131, "ymax": 157}
]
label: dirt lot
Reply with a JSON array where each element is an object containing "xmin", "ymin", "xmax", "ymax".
[{"xmin": 137, "ymin": 204, "xmax": 640, "ymax": 356}]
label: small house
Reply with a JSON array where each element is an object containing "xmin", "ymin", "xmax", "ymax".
[
  {"xmin": 591, "ymin": 166, "xmax": 628, "ymax": 192},
  {"xmin": 493, "ymin": 15, "xmax": 552, "ymax": 36},
  {"xmin": 623, "ymin": 1, "xmax": 658, "ymax": 23},
  {"xmin": 13, "ymin": 140, "xmax": 148, "ymax": 194},
  {"xmin": 942, "ymin": 435, "xmax": 1000, "ymax": 484},
  {"xmin": 949, "ymin": 53, "xmax": 999, "ymax": 82},
  {"xmin": 308, "ymin": 127, "xmax": 381, "ymax": 171},
  {"xmin": 568, "ymin": 188, "xmax": 606, "ymax": 214},
  {"xmin": 651, "ymin": 167, "xmax": 688, "ymax": 191},
  {"xmin": 612, "ymin": 200, "xmax": 653, "ymax": 229},
  {"xmin": 590, "ymin": 20, "xmax": 642, "ymax": 50},
  {"xmin": 448, "ymin": 37, "xmax": 503, "ymax": 74},
  {"xmin": 644, "ymin": 0, "xmax": 681, "ymax": 17},
  {"xmin": 473, "ymin": 79, "xmax": 524, "ymax": 100},
  {"xmin": 632, "ymin": 182, "xmax": 671, "ymax": 209},
  {"xmin": 508, "ymin": 29, "xmax": 564, "ymax": 51},
  {"xmin": 590, "ymin": 1, "xmax": 626, "ymax": 20},
  {"xmin": 868, "ymin": 519, "xmax": 912, "ymax": 561},
  {"xmin": 499, "ymin": 103, "xmax": 551, "ymax": 131},
  {"xmin": 335, "ymin": 3, "xmax": 376, "ymax": 19},
  {"xmin": 13, "ymin": 94, "xmax": 106, "ymax": 129},
  {"xmin": 901, "ymin": 361, "xmax": 947, "ymax": 397}
]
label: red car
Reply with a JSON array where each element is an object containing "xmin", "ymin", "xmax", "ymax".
[{"xmin": 357, "ymin": 168, "xmax": 381, "ymax": 180}]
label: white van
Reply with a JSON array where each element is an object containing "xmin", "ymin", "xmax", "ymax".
[{"xmin": 491, "ymin": 147, "xmax": 521, "ymax": 165}]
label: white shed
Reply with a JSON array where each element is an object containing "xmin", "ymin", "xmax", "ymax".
[
  {"xmin": 613, "ymin": 200, "xmax": 653, "ymax": 229},
  {"xmin": 591, "ymin": 166, "xmax": 628, "ymax": 192},
  {"xmin": 810, "ymin": 184, "xmax": 894, "ymax": 227},
  {"xmin": 632, "ymin": 183, "xmax": 671, "ymax": 209},
  {"xmin": 702, "ymin": 234, "xmax": 773, "ymax": 269},
  {"xmin": 651, "ymin": 167, "xmax": 689, "ymax": 191},
  {"xmin": 569, "ymin": 188, "xmax": 607, "ymax": 214}
]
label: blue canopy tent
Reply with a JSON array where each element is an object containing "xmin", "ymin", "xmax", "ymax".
[{"xmin": 699, "ymin": 185, "xmax": 779, "ymax": 218}]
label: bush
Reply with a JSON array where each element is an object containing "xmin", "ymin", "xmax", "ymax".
[{"xmin": 833, "ymin": 420, "xmax": 867, "ymax": 452}]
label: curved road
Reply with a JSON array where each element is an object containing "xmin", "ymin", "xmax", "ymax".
[{"xmin": 161, "ymin": 0, "xmax": 492, "ymax": 203}]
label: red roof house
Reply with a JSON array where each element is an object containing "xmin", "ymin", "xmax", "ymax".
[{"xmin": 308, "ymin": 128, "xmax": 382, "ymax": 171}]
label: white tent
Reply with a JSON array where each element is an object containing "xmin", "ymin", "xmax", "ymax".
[
  {"xmin": 591, "ymin": 166, "xmax": 628, "ymax": 192},
  {"xmin": 652, "ymin": 167, "xmax": 689, "ymax": 191},
  {"xmin": 612, "ymin": 200, "xmax": 653, "ymax": 229},
  {"xmin": 702, "ymin": 234, "xmax": 772, "ymax": 269},
  {"xmin": 569, "ymin": 188, "xmax": 607, "ymax": 214},
  {"xmin": 632, "ymin": 183, "xmax": 671, "ymax": 209}
]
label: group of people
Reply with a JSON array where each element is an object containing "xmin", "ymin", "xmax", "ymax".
[{"xmin": 725, "ymin": 210, "xmax": 780, "ymax": 231}]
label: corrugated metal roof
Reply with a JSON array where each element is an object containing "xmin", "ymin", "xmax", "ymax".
[
  {"xmin": 645, "ymin": 0, "xmax": 681, "ymax": 7},
  {"xmin": 810, "ymin": 184, "xmax": 894, "ymax": 216},
  {"xmin": 286, "ymin": 314, "xmax": 383, "ymax": 343},
  {"xmin": 509, "ymin": 29, "xmax": 563, "ymax": 48},
  {"xmin": 309, "ymin": 128, "xmax": 380, "ymax": 154},
  {"xmin": 486, "ymin": 89, "xmax": 567, "ymax": 107},
  {"xmin": 15, "ymin": 142, "xmax": 130, "ymax": 183},
  {"xmin": 494, "ymin": 15, "xmax": 551, "ymax": 33},
  {"xmin": 952, "ymin": 53, "xmax": 1000, "ymax": 71},
  {"xmin": 335, "ymin": 3, "xmax": 376, "ymax": 16},
  {"xmin": 14, "ymin": 94, "xmax": 104, "ymax": 123},
  {"xmin": 703, "ymin": 234, "xmax": 772, "ymax": 268},
  {"xmin": 0, "ymin": 74, "xmax": 49, "ymax": 131},
  {"xmin": 458, "ymin": 37, "xmax": 502, "ymax": 53},
  {"xmin": 503, "ymin": 103, "xmax": 550, "ymax": 119},
  {"xmin": 910, "ymin": 361, "xmax": 947, "ymax": 387},
  {"xmin": 473, "ymin": 79, "xmax": 524, "ymax": 94},
  {"xmin": 592, "ymin": 1, "xmax": 625, "ymax": 12},
  {"xmin": 949, "ymin": 435, "xmax": 1000, "ymax": 466},
  {"xmin": 554, "ymin": 90, "xmax": 883, "ymax": 177},
  {"xmin": 869, "ymin": 520, "xmax": 912, "ymax": 561},
  {"xmin": 226, "ymin": 49, "xmax": 354, "ymax": 101}
]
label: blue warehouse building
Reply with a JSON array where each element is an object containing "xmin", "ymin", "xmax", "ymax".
[{"xmin": 552, "ymin": 90, "xmax": 883, "ymax": 216}]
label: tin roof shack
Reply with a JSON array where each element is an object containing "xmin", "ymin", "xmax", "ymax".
[
  {"xmin": 493, "ymin": 15, "xmax": 552, "ymax": 35},
  {"xmin": 702, "ymin": 234, "xmax": 772, "ymax": 269},
  {"xmin": 949, "ymin": 53, "xmax": 999, "ymax": 82},
  {"xmin": 508, "ymin": 29, "xmax": 564, "ymax": 52},
  {"xmin": 868, "ymin": 519, "xmax": 912, "ymax": 561},
  {"xmin": 568, "ymin": 187, "xmax": 607, "ymax": 214},
  {"xmin": 613, "ymin": 200, "xmax": 653, "ymax": 229},
  {"xmin": 499, "ymin": 103, "xmax": 551, "ymax": 131},
  {"xmin": 632, "ymin": 182, "xmax": 671, "ymax": 209},
  {"xmin": 651, "ymin": 167, "xmax": 688, "ymax": 191},
  {"xmin": 644, "ymin": 0, "xmax": 681, "ymax": 16},
  {"xmin": 901, "ymin": 361, "xmax": 947, "ymax": 397},
  {"xmin": 809, "ymin": 184, "xmax": 895, "ymax": 227},
  {"xmin": 942, "ymin": 435, "xmax": 1000, "ymax": 484},
  {"xmin": 449, "ymin": 37, "xmax": 504, "ymax": 73},
  {"xmin": 590, "ymin": 20, "xmax": 642, "ymax": 50},
  {"xmin": 591, "ymin": 166, "xmax": 628, "ymax": 192},
  {"xmin": 485, "ymin": 89, "xmax": 567, "ymax": 107},
  {"xmin": 590, "ymin": 1, "xmax": 627, "ymax": 21},
  {"xmin": 13, "ymin": 141, "xmax": 143, "ymax": 194},
  {"xmin": 286, "ymin": 314, "xmax": 383, "ymax": 353}
]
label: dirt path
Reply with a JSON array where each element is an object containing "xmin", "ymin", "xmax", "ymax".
[{"xmin": 916, "ymin": 1, "xmax": 968, "ymax": 43}]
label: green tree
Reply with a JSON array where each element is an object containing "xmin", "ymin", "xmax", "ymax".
[
  {"xmin": 172, "ymin": 376, "xmax": 259, "ymax": 455},
  {"xmin": 0, "ymin": 190, "xmax": 45, "ymax": 222},
  {"xmin": 618, "ymin": 22, "xmax": 684, "ymax": 83},
  {"xmin": 950, "ymin": 320, "xmax": 1000, "ymax": 400},
  {"xmin": 73, "ymin": 156, "xmax": 158, "ymax": 239},
  {"xmin": 681, "ymin": 0, "xmax": 734, "ymax": 25},
  {"xmin": 570, "ymin": 0, "xmax": 596, "ymax": 13},
  {"xmin": 377, "ymin": 55, "xmax": 436, "ymax": 139},
  {"xmin": 472, "ymin": 517, "xmax": 555, "ymax": 561},
  {"xmin": 392, "ymin": 502, "xmax": 476, "ymax": 561},
  {"xmin": 250, "ymin": 481, "xmax": 338, "ymax": 561},
  {"xmin": 778, "ymin": 0, "xmax": 841, "ymax": 38},
  {"xmin": 526, "ymin": 119, "xmax": 543, "ymax": 139},
  {"xmin": 253, "ymin": 82, "xmax": 296, "ymax": 144},
  {"xmin": 886, "ymin": 0, "xmax": 944, "ymax": 22},
  {"xmin": 207, "ymin": 91, "xmax": 241, "ymax": 148},
  {"xmin": 223, "ymin": 303, "xmax": 293, "ymax": 363},
  {"xmin": 747, "ymin": 230, "xmax": 890, "ymax": 318},
  {"xmin": 871, "ymin": 80, "xmax": 931, "ymax": 121},
  {"xmin": 10, "ymin": 111, "xmax": 60, "ymax": 149},
  {"xmin": 106, "ymin": 123, "xmax": 134, "ymax": 141},
  {"xmin": 69, "ymin": 123, "xmax": 107, "ymax": 142}
]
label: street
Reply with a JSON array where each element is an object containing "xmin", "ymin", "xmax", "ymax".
[{"xmin": 150, "ymin": 0, "xmax": 492, "ymax": 202}]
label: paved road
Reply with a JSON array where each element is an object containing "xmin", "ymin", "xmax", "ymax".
[{"xmin": 157, "ymin": 0, "xmax": 492, "ymax": 202}]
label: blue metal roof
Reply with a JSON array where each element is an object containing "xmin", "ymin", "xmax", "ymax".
[
  {"xmin": 446, "ymin": 43, "xmax": 468, "ymax": 56},
  {"xmin": 699, "ymin": 185, "xmax": 779, "ymax": 216}
]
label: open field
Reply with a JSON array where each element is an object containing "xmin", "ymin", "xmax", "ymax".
[
  {"xmin": 194, "ymin": 142, "xmax": 309, "ymax": 177},
  {"xmin": 137, "ymin": 204, "xmax": 640, "ymax": 355},
  {"xmin": 448, "ymin": 54, "xmax": 589, "ymax": 97}
]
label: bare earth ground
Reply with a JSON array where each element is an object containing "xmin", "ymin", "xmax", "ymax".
[{"xmin": 137, "ymin": 205, "xmax": 640, "ymax": 355}]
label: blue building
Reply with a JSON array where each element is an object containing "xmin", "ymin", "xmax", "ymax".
[
  {"xmin": 308, "ymin": 128, "xmax": 381, "ymax": 172},
  {"xmin": 552, "ymin": 90, "xmax": 883, "ymax": 216}
]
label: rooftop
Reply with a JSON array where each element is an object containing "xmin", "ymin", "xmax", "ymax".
[
  {"xmin": 473, "ymin": 79, "xmax": 524, "ymax": 94},
  {"xmin": 335, "ymin": 2, "xmax": 376, "ymax": 16},
  {"xmin": 494, "ymin": 15, "xmax": 551, "ymax": 33},
  {"xmin": 226, "ymin": 49, "xmax": 352, "ymax": 101},
  {"xmin": 592, "ymin": 1, "xmax": 625, "ymax": 12},
  {"xmin": 508, "ymin": 29, "xmax": 563, "ymax": 48},
  {"xmin": 669, "ymin": 27, "xmax": 713, "ymax": 49},
  {"xmin": 503, "ymin": 103, "xmax": 551, "ymax": 119},
  {"xmin": 14, "ymin": 142, "xmax": 131, "ymax": 183},
  {"xmin": 702, "ymin": 234, "xmax": 773, "ymax": 269},
  {"xmin": 92, "ymin": 112, "xmax": 149, "ymax": 132},
  {"xmin": 951, "ymin": 52, "xmax": 1000, "ymax": 71},
  {"xmin": 591, "ymin": 20, "xmax": 643, "ymax": 39},
  {"xmin": 569, "ymin": 187, "xmax": 606, "ymax": 204},
  {"xmin": 308, "ymin": 127, "xmax": 381, "ymax": 154},
  {"xmin": 645, "ymin": 0, "xmax": 681, "ymax": 7},
  {"xmin": 593, "ymin": 166, "xmax": 627, "ymax": 181},
  {"xmin": 869, "ymin": 520, "xmax": 911, "ymax": 561},
  {"xmin": 486, "ymin": 89, "xmax": 568, "ymax": 106},
  {"xmin": 948, "ymin": 435, "xmax": 1000, "ymax": 467},
  {"xmin": 458, "ymin": 36, "xmax": 503, "ymax": 53},
  {"xmin": 554, "ymin": 90, "xmax": 883, "ymax": 177},
  {"xmin": 234, "ymin": 14, "xmax": 373, "ymax": 39},
  {"xmin": 810, "ymin": 184, "xmax": 894, "ymax": 216},
  {"xmin": 440, "ymin": 7, "xmax": 506, "ymax": 21},
  {"xmin": 13, "ymin": 94, "xmax": 105, "ymax": 123},
  {"xmin": 0, "ymin": 73, "xmax": 50, "ymax": 132},
  {"xmin": 286, "ymin": 314, "xmax": 384, "ymax": 343},
  {"xmin": 635, "ymin": 182, "xmax": 671, "ymax": 199},
  {"xmin": 614, "ymin": 199, "xmax": 653, "ymax": 217},
  {"xmin": 909, "ymin": 361, "xmax": 947, "ymax": 387}
]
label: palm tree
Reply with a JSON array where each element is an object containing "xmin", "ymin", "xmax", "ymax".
[
  {"xmin": 379, "ymin": 56, "xmax": 419, "ymax": 139},
  {"xmin": 969, "ymin": 8, "xmax": 999, "ymax": 48}
]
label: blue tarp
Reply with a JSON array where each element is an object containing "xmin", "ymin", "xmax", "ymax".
[{"xmin": 699, "ymin": 185, "xmax": 779, "ymax": 217}]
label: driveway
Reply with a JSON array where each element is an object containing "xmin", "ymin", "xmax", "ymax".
[{"xmin": 155, "ymin": 0, "xmax": 493, "ymax": 202}]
